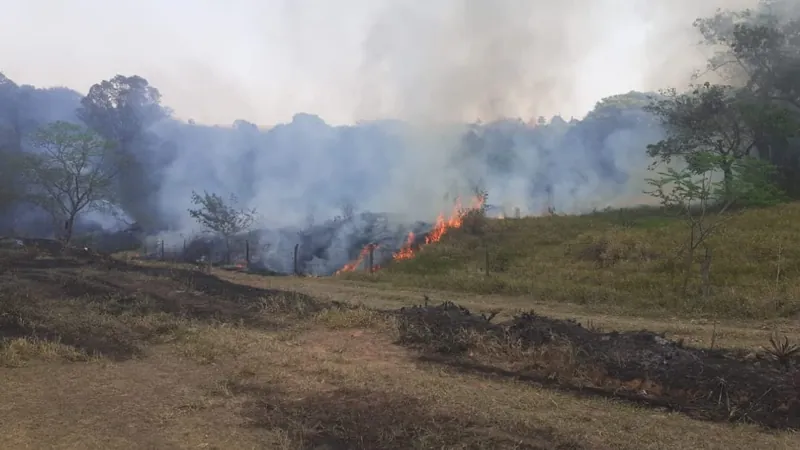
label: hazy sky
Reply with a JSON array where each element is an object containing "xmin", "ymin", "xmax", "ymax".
[{"xmin": 1, "ymin": 0, "xmax": 758, "ymax": 126}]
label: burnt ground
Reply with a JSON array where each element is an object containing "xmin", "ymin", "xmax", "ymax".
[
  {"xmin": 0, "ymin": 242, "xmax": 324, "ymax": 360},
  {"xmin": 394, "ymin": 301, "xmax": 800, "ymax": 429},
  {"xmin": 1, "ymin": 240, "xmax": 798, "ymax": 449}
]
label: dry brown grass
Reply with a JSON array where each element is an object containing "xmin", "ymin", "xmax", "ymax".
[
  {"xmin": 341, "ymin": 203, "xmax": 800, "ymax": 319},
  {"xmin": 219, "ymin": 271, "xmax": 800, "ymax": 352},
  {"xmin": 1, "ymin": 249, "xmax": 798, "ymax": 448},
  {"xmin": 0, "ymin": 336, "xmax": 95, "ymax": 367}
]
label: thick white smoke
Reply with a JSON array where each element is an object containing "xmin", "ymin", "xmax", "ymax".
[{"xmin": 0, "ymin": 0, "xmax": 767, "ymax": 274}]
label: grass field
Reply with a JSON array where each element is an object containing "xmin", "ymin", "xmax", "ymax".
[
  {"xmin": 343, "ymin": 203, "xmax": 800, "ymax": 320},
  {"xmin": 1, "ymin": 205, "xmax": 799, "ymax": 449}
]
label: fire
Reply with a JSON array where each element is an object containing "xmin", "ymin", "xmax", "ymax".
[
  {"xmin": 334, "ymin": 244, "xmax": 378, "ymax": 274},
  {"xmin": 393, "ymin": 232, "xmax": 415, "ymax": 260},
  {"xmin": 335, "ymin": 195, "xmax": 485, "ymax": 275}
]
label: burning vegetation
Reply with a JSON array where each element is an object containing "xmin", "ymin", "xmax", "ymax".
[{"xmin": 335, "ymin": 196, "xmax": 486, "ymax": 275}]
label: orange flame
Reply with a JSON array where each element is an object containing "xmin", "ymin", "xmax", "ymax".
[
  {"xmin": 335, "ymin": 195, "xmax": 485, "ymax": 275},
  {"xmin": 393, "ymin": 232, "xmax": 416, "ymax": 260},
  {"xmin": 334, "ymin": 244, "xmax": 378, "ymax": 274}
]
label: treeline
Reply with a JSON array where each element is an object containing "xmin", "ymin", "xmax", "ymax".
[{"xmin": 0, "ymin": 0, "xmax": 798, "ymax": 247}]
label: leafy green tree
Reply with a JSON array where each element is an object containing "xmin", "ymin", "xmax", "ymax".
[
  {"xmin": 188, "ymin": 191, "xmax": 256, "ymax": 264},
  {"xmin": 645, "ymin": 82, "xmax": 790, "ymax": 200},
  {"xmin": 17, "ymin": 121, "xmax": 122, "ymax": 244},
  {"xmin": 694, "ymin": 3, "xmax": 800, "ymax": 195},
  {"xmin": 695, "ymin": 3, "xmax": 800, "ymax": 110}
]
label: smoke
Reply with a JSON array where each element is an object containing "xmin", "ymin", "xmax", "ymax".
[{"xmin": 0, "ymin": 0, "xmax": 767, "ymax": 274}]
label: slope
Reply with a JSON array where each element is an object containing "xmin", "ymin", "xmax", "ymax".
[{"xmin": 341, "ymin": 203, "xmax": 800, "ymax": 320}]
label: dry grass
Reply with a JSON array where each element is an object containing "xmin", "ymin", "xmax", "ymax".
[
  {"xmin": 0, "ymin": 336, "xmax": 95, "ymax": 367},
  {"xmin": 1, "ymin": 248, "xmax": 798, "ymax": 448},
  {"xmin": 342, "ymin": 203, "xmax": 800, "ymax": 319},
  {"xmin": 313, "ymin": 304, "xmax": 393, "ymax": 330},
  {"xmin": 219, "ymin": 271, "xmax": 800, "ymax": 352}
]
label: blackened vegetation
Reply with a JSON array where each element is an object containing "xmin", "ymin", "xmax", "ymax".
[
  {"xmin": 395, "ymin": 301, "xmax": 800, "ymax": 430},
  {"xmin": 0, "ymin": 240, "xmax": 325, "ymax": 360},
  {"xmin": 223, "ymin": 382, "xmax": 586, "ymax": 450}
]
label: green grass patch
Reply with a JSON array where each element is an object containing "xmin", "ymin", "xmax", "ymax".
[{"xmin": 342, "ymin": 203, "xmax": 800, "ymax": 319}]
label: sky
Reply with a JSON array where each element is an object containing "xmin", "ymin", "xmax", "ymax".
[{"xmin": 0, "ymin": 0, "xmax": 760, "ymax": 126}]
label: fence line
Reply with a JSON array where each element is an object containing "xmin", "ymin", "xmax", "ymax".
[{"xmin": 139, "ymin": 239, "xmax": 302, "ymax": 275}]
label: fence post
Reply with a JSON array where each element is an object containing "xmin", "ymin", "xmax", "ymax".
[
  {"xmin": 368, "ymin": 244, "xmax": 375, "ymax": 273},
  {"xmin": 484, "ymin": 241, "xmax": 490, "ymax": 275},
  {"xmin": 182, "ymin": 239, "xmax": 186, "ymax": 259},
  {"xmin": 160, "ymin": 240, "xmax": 165, "ymax": 260},
  {"xmin": 293, "ymin": 243, "xmax": 300, "ymax": 275},
  {"xmin": 245, "ymin": 240, "xmax": 250, "ymax": 266}
]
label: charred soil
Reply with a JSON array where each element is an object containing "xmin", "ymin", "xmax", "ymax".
[{"xmin": 395, "ymin": 301, "xmax": 800, "ymax": 429}]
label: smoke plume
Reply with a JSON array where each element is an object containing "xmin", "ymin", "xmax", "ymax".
[{"xmin": 0, "ymin": 0, "xmax": 766, "ymax": 274}]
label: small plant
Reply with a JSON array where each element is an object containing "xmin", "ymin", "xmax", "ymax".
[
  {"xmin": 645, "ymin": 154, "xmax": 784, "ymax": 297},
  {"xmin": 188, "ymin": 191, "xmax": 256, "ymax": 264},
  {"xmin": 763, "ymin": 333, "xmax": 799, "ymax": 366}
]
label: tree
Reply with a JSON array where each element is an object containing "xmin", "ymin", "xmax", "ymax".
[
  {"xmin": 695, "ymin": 3, "xmax": 800, "ymax": 110},
  {"xmin": 0, "ymin": 147, "xmax": 21, "ymax": 218},
  {"xmin": 644, "ymin": 82, "xmax": 785, "ymax": 200},
  {"xmin": 694, "ymin": 3, "xmax": 800, "ymax": 195},
  {"xmin": 77, "ymin": 75, "xmax": 171, "ymax": 227},
  {"xmin": 77, "ymin": 75, "xmax": 168, "ymax": 145},
  {"xmin": 187, "ymin": 191, "xmax": 256, "ymax": 264},
  {"xmin": 17, "ymin": 122, "xmax": 122, "ymax": 244},
  {"xmin": 646, "ymin": 153, "xmax": 785, "ymax": 296}
]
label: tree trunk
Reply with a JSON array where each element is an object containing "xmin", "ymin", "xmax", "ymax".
[
  {"xmin": 721, "ymin": 162, "xmax": 734, "ymax": 203},
  {"xmin": 63, "ymin": 215, "xmax": 75, "ymax": 246},
  {"xmin": 700, "ymin": 245, "xmax": 712, "ymax": 298},
  {"xmin": 224, "ymin": 236, "xmax": 231, "ymax": 264},
  {"xmin": 680, "ymin": 226, "xmax": 696, "ymax": 297}
]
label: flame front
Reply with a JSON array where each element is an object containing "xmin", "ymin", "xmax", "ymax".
[
  {"xmin": 393, "ymin": 232, "xmax": 415, "ymax": 260},
  {"xmin": 334, "ymin": 244, "xmax": 374, "ymax": 274},
  {"xmin": 335, "ymin": 195, "xmax": 485, "ymax": 274}
]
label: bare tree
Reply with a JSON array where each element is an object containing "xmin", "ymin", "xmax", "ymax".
[
  {"xmin": 18, "ymin": 121, "xmax": 121, "ymax": 244},
  {"xmin": 187, "ymin": 191, "xmax": 255, "ymax": 264}
]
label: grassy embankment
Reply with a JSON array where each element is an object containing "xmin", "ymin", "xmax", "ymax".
[{"xmin": 343, "ymin": 203, "xmax": 800, "ymax": 320}]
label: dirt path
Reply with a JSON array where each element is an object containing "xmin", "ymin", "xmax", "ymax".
[{"xmin": 218, "ymin": 272, "xmax": 800, "ymax": 351}]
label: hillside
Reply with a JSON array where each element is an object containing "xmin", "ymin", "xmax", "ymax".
[{"xmin": 343, "ymin": 203, "xmax": 800, "ymax": 320}]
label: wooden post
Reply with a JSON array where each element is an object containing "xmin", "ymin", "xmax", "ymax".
[
  {"xmin": 245, "ymin": 240, "xmax": 250, "ymax": 266},
  {"xmin": 293, "ymin": 243, "xmax": 300, "ymax": 275},
  {"xmin": 368, "ymin": 244, "xmax": 375, "ymax": 273},
  {"xmin": 484, "ymin": 242, "xmax": 490, "ymax": 275},
  {"xmin": 160, "ymin": 240, "xmax": 165, "ymax": 260}
]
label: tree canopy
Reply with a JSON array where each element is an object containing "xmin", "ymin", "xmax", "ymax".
[{"xmin": 16, "ymin": 121, "xmax": 122, "ymax": 243}]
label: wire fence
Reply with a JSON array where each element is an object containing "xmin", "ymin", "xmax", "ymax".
[{"xmin": 138, "ymin": 238, "xmax": 303, "ymax": 274}]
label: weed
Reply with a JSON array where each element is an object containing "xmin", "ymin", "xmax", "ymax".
[{"xmin": 763, "ymin": 333, "xmax": 799, "ymax": 367}]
